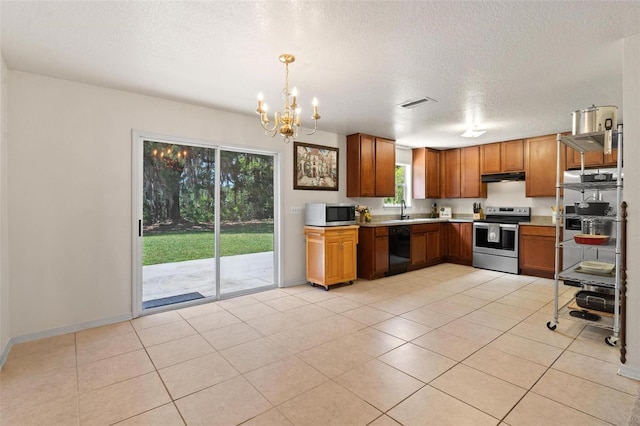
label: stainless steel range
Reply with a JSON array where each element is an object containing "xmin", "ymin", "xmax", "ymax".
[{"xmin": 472, "ymin": 206, "xmax": 531, "ymax": 274}]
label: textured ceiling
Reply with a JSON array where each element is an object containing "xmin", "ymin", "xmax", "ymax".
[{"xmin": 2, "ymin": 1, "xmax": 639, "ymax": 148}]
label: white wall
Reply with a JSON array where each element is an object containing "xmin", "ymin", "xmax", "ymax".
[
  {"xmin": 619, "ymin": 34, "xmax": 640, "ymax": 379},
  {"xmin": 0, "ymin": 54, "xmax": 10, "ymax": 357},
  {"xmin": 7, "ymin": 71, "xmax": 345, "ymax": 339}
]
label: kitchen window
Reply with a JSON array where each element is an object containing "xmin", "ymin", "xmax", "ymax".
[{"xmin": 384, "ymin": 163, "xmax": 411, "ymax": 207}]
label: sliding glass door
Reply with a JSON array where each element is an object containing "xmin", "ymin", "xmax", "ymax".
[
  {"xmin": 133, "ymin": 134, "xmax": 277, "ymax": 314},
  {"xmin": 219, "ymin": 150, "xmax": 275, "ymax": 296}
]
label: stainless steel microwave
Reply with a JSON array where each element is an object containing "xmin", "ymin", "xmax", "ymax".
[{"xmin": 304, "ymin": 203, "xmax": 356, "ymax": 227}]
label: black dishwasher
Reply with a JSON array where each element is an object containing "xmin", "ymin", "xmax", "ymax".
[{"xmin": 387, "ymin": 225, "xmax": 411, "ymax": 276}]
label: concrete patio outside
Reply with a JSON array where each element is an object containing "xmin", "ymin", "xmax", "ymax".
[{"xmin": 143, "ymin": 251, "xmax": 275, "ymax": 305}]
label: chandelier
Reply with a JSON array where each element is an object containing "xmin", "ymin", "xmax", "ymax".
[{"xmin": 256, "ymin": 54, "xmax": 320, "ymax": 143}]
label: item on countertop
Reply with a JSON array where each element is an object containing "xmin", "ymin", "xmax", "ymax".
[
  {"xmin": 574, "ymin": 233, "xmax": 610, "ymax": 245},
  {"xmin": 430, "ymin": 202, "xmax": 438, "ymax": 218},
  {"xmin": 551, "ymin": 205, "xmax": 563, "ymax": 224},
  {"xmin": 356, "ymin": 205, "xmax": 372, "ymax": 223},
  {"xmin": 472, "ymin": 202, "xmax": 484, "ymax": 220}
]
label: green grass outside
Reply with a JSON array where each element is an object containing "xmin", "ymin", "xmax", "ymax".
[{"xmin": 143, "ymin": 222, "xmax": 274, "ymax": 266}]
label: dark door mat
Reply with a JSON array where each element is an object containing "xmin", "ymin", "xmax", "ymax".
[{"xmin": 143, "ymin": 292, "xmax": 205, "ymax": 309}]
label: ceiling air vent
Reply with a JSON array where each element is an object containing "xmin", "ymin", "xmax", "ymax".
[{"xmin": 398, "ymin": 96, "xmax": 437, "ymax": 109}]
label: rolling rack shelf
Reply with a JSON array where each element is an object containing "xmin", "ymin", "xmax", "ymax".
[{"xmin": 546, "ymin": 124, "xmax": 627, "ymax": 361}]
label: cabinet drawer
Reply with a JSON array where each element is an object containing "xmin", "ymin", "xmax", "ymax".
[
  {"xmin": 375, "ymin": 227, "xmax": 389, "ymax": 236},
  {"xmin": 520, "ymin": 225, "xmax": 557, "ymax": 238},
  {"xmin": 411, "ymin": 223, "xmax": 439, "ymax": 233}
]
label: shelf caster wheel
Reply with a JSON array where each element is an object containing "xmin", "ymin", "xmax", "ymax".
[
  {"xmin": 605, "ymin": 336, "xmax": 618, "ymax": 347},
  {"xmin": 546, "ymin": 321, "xmax": 557, "ymax": 331},
  {"xmin": 348, "ymin": 280, "xmax": 353, "ymax": 285},
  {"xmin": 324, "ymin": 286, "xmax": 329, "ymax": 291},
  {"xmin": 310, "ymin": 283, "xmax": 316, "ymax": 288}
]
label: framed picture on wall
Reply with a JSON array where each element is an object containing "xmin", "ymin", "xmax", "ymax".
[{"xmin": 293, "ymin": 141, "xmax": 339, "ymax": 190}]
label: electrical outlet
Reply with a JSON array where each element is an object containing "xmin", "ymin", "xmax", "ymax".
[{"xmin": 290, "ymin": 206, "xmax": 304, "ymax": 215}]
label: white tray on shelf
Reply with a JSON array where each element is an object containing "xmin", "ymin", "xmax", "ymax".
[{"xmin": 578, "ymin": 261, "xmax": 615, "ymax": 275}]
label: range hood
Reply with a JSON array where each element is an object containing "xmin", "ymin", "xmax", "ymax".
[{"xmin": 481, "ymin": 171, "xmax": 526, "ymax": 183}]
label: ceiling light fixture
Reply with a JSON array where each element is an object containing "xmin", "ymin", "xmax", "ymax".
[
  {"xmin": 256, "ymin": 54, "xmax": 320, "ymax": 143},
  {"xmin": 461, "ymin": 128, "xmax": 487, "ymax": 138}
]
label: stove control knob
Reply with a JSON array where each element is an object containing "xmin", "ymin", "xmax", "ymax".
[{"xmin": 489, "ymin": 231, "xmax": 497, "ymax": 240}]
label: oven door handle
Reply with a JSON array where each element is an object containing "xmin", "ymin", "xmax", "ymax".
[{"xmin": 474, "ymin": 223, "xmax": 518, "ymax": 230}]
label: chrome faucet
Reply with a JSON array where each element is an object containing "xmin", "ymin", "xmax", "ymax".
[{"xmin": 400, "ymin": 199, "xmax": 410, "ymax": 220}]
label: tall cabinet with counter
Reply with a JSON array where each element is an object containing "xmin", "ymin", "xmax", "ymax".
[{"xmin": 547, "ymin": 125, "xmax": 626, "ymax": 350}]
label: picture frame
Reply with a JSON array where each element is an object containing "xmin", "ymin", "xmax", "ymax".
[{"xmin": 293, "ymin": 141, "xmax": 339, "ymax": 191}]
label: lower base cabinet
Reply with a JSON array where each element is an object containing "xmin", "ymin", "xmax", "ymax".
[
  {"xmin": 304, "ymin": 225, "xmax": 359, "ymax": 290},
  {"xmin": 410, "ymin": 223, "xmax": 444, "ymax": 269},
  {"xmin": 357, "ymin": 227, "xmax": 389, "ymax": 280},
  {"xmin": 446, "ymin": 222, "xmax": 473, "ymax": 266},
  {"xmin": 519, "ymin": 225, "xmax": 560, "ymax": 278}
]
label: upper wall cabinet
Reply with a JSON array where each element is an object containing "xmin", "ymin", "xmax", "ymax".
[
  {"xmin": 412, "ymin": 147, "xmax": 440, "ymax": 199},
  {"xmin": 525, "ymin": 134, "xmax": 566, "ymax": 197},
  {"xmin": 441, "ymin": 147, "xmax": 486, "ymax": 199},
  {"xmin": 461, "ymin": 146, "xmax": 487, "ymax": 198},
  {"xmin": 480, "ymin": 140, "xmax": 524, "ymax": 174},
  {"xmin": 442, "ymin": 149, "xmax": 461, "ymax": 198},
  {"xmin": 347, "ymin": 133, "xmax": 396, "ymax": 197},
  {"xmin": 566, "ymin": 146, "xmax": 619, "ymax": 169}
]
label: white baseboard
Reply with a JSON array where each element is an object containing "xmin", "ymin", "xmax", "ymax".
[
  {"xmin": 618, "ymin": 365, "xmax": 640, "ymax": 381},
  {"xmin": 0, "ymin": 338, "xmax": 12, "ymax": 368},
  {"xmin": 0, "ymin": 313, "xmax": 132, "ymax": 369}
]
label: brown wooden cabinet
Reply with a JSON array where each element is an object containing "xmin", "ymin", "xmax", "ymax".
[
  {"xmin": 446, "ymin": 222, "xmax": 472, "ymax": 265},
  {"xmin": 304, "ymin": 226, "xmax": 358, "ymax": 290},
  {"xmin": 412, "ymin": 147, "xmax": 440, "ymax": 199},
  {"xmin": 482, "ymin": 140, "xmax": 525, "ymax": 174},
  {"xmin": 409, "ymin": 223, "xmax": 443, "ymax": 269},
  {"xmin": 357, "ymin": 226, "xmax": 389, "ymax": 280},
  {"xmin": 410, "ymin": 227, "xmax": 428, "ymax": 269},
  {"xmin": 442, "ymin": 147, "xmax": 486, "ymax": 199},
  {"xmin": 461, "ymin": 146, "xmax": 487, "ymax": 198},
  {"xmin": 442, "ymin": 149, "xmax": 461, "ymax": 198},
  {"xmin": 502, "ymin": 140, "xmax": 525, "ymax": 172},
  {"xmin": 525, "ymin": 134, "xmax": 565, "ymax": 197},
  {"xmin": 519, "ymin": 225, "xmax": 560, "ymax": 279},
  {"xmin": 347, "ymin": 133, "xmax": 395, "ymax": 197},
  {"xmin": 480, "ymin": 143, "xmax": 502, "ymax": 174},
  {"xmin": 425, "ymin": 224, "xmax": 444, "ymax": 265},
  {"xmin": 566, "ymin": 146, "xmax": 619, "ymax": 169}
]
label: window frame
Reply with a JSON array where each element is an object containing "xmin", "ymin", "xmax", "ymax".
[{"xmin": 383, "ymin": 163, "xmax": 412, "ymax": 208}]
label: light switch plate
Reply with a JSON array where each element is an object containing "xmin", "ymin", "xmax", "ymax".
[{"xmin": 291, "ymin": 206, "xmax": 304, "ymax": 215}]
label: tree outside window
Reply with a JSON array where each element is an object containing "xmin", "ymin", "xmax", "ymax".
[{"xmin": 384, "ymin": 164, "xmax": 411, "ymax": 207}]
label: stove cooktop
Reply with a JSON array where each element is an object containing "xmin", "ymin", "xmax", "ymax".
[{"xmin": 478, "ymin": 206, "xmax": 531, "ymax": 224}]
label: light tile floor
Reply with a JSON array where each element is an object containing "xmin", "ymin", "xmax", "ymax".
[{"xmin": 1, "ymin": 264, "xmax": 638, "ymax": 425}]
